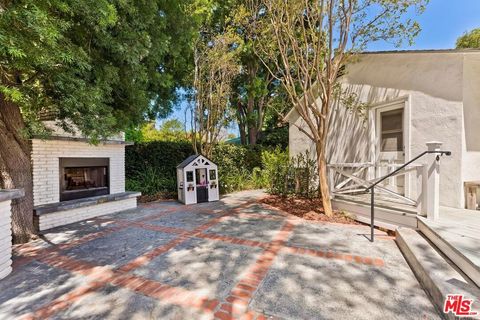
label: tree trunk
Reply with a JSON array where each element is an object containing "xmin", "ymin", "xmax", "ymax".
[
  {"xmin": 238, "ymin": 122, "xmax": 247, "ymax": 145},
  {"xmin": 0, "ymin": 95, "xmax": 35, "ymax": 243},
  {"xmin": 248, "ymin": 125, "xmax": 257, "ymax": 145},
  {"xmin": 316, "ymin": 144, "xmax": 333, "ymax": 217},
  {"xmin": 246, "ymin": 95, "xmax": 257, "ymax": 145}
]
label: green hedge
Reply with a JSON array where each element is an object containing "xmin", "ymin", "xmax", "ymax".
[
  {"xmin": 125, "ymin": 141, "xmax": 317, "ymax": 200},
  {"xmin": 126, "ymin": 142, "xmax": 267, "ymax": 197},
  {"xmin": 211, "ymin": 144, "xmax": 263, "ymax": 193},
  {"xmin": 126, "ymin": 141, "xmax": 194, "ymax": 197}
]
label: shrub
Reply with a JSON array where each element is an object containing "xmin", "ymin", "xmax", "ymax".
[
  {"xmin": 126, "ymin": 141, "xmax": 194, "ymax": 178},
  {"xmin": 125, "ymin": 141, "xmax": 194, "ymax": 198},
  {"xmin": 291, "ymin": 150, "xmax": 318, "ymax": 198},
  {"xmin": 261, "ymin": 147, "xmax": 291, "ymax": 196},
  {"xmin": 211, "ymin": 144, "xmax": 264, "ymax": 194},
  {"xmin": 126, "ymin": 167, "xmax": 176, "ymax": 197},
  {"xmin": 261, "ymin": 148, "xmax": 318, "ymax": 198},
  {"xmin": 257, "ymin": 125, "xmax": 289, "ymax": 149}
]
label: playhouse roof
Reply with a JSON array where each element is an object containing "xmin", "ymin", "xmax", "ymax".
[{"xmin": 176, "ymin": 155, "xmax": 216, "ymax": 169}]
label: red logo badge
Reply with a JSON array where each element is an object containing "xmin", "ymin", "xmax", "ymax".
[{"xmin": 444, "ymin": 294, "xmax": 478, "ymax": 317}]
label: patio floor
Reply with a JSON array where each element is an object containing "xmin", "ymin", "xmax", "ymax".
[{"xmin": 1, "ymin": 190, "xmax": 440, "ymax": 319}]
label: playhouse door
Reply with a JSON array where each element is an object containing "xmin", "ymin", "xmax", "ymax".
[
  {"xmin": 195, "ymin": 168, "xmax": 209, "ymax": 203},
  {"xmin": 376, "ymin": 105, "xmax": 405, "ymax": 195}
]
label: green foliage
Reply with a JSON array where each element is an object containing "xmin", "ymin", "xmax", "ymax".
[
  {"xmin": 0, "ymin": 0, "xmax": 195, "ymax": 139},
  {"xmin": 228, "ymin": 2, "xmax": 284, "ymax": 146},
  {"xmin": 192, "ymin": 26, "xmax": 241, "ymax": 157},
  {"xmin": 124, "ymin": 127, "xmax": 144, "ymax": 143},
  {"xmin": 125, "ymin": 141, "xmax": 267, "ymax": 198},
  {"xmin": 125, "ymin": 167, "xmax": 177, "ymax": 197},
  {"xmin": 258, "ymin": 126, "xmax": 289, "ymax": 149},
  {"xmin": 126, "ymin": 119, "xmax": 188, "ymax": 143},
  {"xmin": 125, "ymin": 141, "xmax": 194, "ymax": 196},
  {"xmin": 126, "ymin": 140, "xmax": 317, "ymax": 199},
  {"xmin": 290, "ymin": 151, "xmax": 318, "ymax": 198},
  {"xmin": 261, "ymin": 148, "xmax": 318, "ymax": 198},
  {"xmin": 211, "ymin": 144, "xmax": 263, "ymax": 193},
  {"xmin": 456, "ymin": 28, "xmax": 480, "ymax": 49},
  {"xmin": 261, "ymin": 147, "xmax": 291, "ymax": 196}
]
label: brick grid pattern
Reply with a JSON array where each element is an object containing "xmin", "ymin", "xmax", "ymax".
[{"xmin": 13, "ymin": 201, "xmax": 387, "ymax": 320}]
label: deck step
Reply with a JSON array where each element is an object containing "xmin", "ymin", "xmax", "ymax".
[
  {"xmin": 396, "ymin": 227, "xmax": 480, "ymax": 320},
  {"xmin": 334, "ymin": 193, "xmax": 418, "ymax": 214},
  {"xmin": 332, "ymin": 198, "xmax": 417, "ymax": 230},
  {"xmin": 418, "ymin": 217, "xmax": 480, "ymax": 288}
]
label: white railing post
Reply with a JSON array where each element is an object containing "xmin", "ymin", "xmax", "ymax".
[
  {"xmin": 425, "ymin": 142, "xmax": 442, "ymax": 220},
  {"xmin": 419, "ymin": 164, "xmax": 428, "ymax": 217},
  {"xmin": 328, "ymin": 166, "xmax": 334, "ymax": 198}
]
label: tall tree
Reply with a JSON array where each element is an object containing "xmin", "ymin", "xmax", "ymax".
[
  {"xmin": 230, "ymin": 2, "xmax": 282, "ymax": 145},
  {"xmin": 456, "ymin": 28, "xmax": 480, "ymax": 49},
  {"xmin": 191, "ymin": 31, "xmax": 240, "ymax": 158},
  {"xmin": 252, "ymin": 0, "xmax": 427, "ymax": 216},
  {"xmin": 0, "ymin": 0, "xmax": 194, "ymax": 242}
]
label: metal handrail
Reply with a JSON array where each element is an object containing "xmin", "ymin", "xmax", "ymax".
[{"xmin": 365, "ymin": 150, "xmax": 452, "ymax": 242}]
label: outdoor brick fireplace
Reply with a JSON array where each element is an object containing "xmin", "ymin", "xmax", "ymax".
[
  {"xmin": 60, "ymin": 158, "xmax": 110, "ymax": 201},
  {"xmin": 31, "ymin": 122, "xmax": 140, "ymax": 231}
]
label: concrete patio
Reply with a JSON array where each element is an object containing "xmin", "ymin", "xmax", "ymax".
[{"xmin": 1, "ymin": 190, "xmax": 440, "ymax": 319}]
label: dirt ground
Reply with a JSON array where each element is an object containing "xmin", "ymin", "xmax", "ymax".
[{"xmin": 260, "ymin": 195, "xmax": 361, "ymax": 225}]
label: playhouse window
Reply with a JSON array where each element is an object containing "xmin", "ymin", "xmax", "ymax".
[
  {"xmin": 209, "ymin": 169, "xmax": 216, "ymax": 180},
  {"xmin": 186, "ymin": 171, "xmax": 194, "ymax": 182}
]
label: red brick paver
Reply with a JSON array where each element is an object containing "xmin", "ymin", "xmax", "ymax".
[{"xmin": 11, "ymin": 199, "xmax": 388, "ymax": 320}]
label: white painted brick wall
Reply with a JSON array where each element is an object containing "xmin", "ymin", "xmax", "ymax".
[
  {"xmin": 31, "ymin": 139, "xmax": 126, "ymax": 206},
  {"xmin": 38, "ymin": 198, "xmax": 137, "ymax": 231},
  {"xmin": 0, "ymin": 200, "xmax": 12, "ymax": 280}
]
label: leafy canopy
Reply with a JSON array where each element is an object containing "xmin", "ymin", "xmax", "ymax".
[
  {"xmin": 456, "ymin": 28, "xmax": 480, "ymax": 49},
  {"xmin": 0, "ymin": 0, "xmax": 195, "ymax": 140},
  {"xmin": 126, "ymin": 119, "xmax": 188, "ymax": 142}
]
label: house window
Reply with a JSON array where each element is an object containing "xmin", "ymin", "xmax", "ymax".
[
  {"xmin": 381, "ymin": 109, "xmax": 403, "ymax": 152},
  {"xmin": 186, "ymin": 171, "xmax": 194, "ymax": 182},
  {"xmin": 209, "ymin": 169, "xmax": 216, "ymax": 180}
]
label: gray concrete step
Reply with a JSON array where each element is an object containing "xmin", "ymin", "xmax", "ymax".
[{"xmin": 396, "ymin": 227, "xmax": 480, "ymax": 320}]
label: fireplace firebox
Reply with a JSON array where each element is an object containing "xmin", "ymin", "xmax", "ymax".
[{"xmin": 60, "ymin": 158, "xmax": 109, "ymax": 201}]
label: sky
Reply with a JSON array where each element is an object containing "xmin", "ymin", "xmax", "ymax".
[
  {"xmin": 367, "ymin": 0, "xmax": 480, "ymax": 51},
  {"xmin": 163, "ymin": 0, "xmax": 480, "ymax": 132}
]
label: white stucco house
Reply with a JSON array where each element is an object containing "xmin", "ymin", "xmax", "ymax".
[
  {"xmin": 286, "ymin": 49, "xmax": 480, "ymax": 288},
  {"xmin": 286, "ymin": 49, "xmax": 480, "ymax": 227}
]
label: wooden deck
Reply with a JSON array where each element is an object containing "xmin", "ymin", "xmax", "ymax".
[
  {"xmin": 333, "ymin": 191, "xmax": 480, "ymax": 286},
  {"xmin": 418, "ymin": 206, "xmax": 480, "ymax": 287}
]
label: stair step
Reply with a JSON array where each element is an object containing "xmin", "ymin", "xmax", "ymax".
[
  {"xmin": 418, "ymin": 217, "xmax": 480, "ymax": 288},
  {"xmin": 396, "ymin": 227, "xmax": 480, "ymax": 320},
  {"xmin": 334, "ymin": 194, "xmax": 417, "ymax": 214},
  {"xmin": 332, "ymin": 198, "xmax": 417, "ymax": 230}
]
